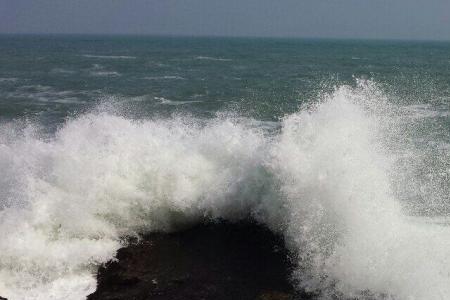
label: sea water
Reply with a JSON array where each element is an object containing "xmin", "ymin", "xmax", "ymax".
[{"xmin": 0, "ymin": 35, "xmax": 450, "ymax": 299}]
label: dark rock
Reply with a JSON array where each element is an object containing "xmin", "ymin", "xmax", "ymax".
[
  {"xmin": 259, "ymin": 291, "xmax": 294, "ymax": 300},
  {"xmin": 0, "ymin": 297, "xmax": 7, "ymax": 300},
  {"xmin": 88, "ymin": 220, "xmax": 311, "ymax": 300}
]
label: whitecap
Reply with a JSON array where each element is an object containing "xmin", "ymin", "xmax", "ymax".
[
  {"xmin": 89, "ymin": 71, "xmax": 121, "ymax": 77},
  {"xmin": 6, "ymin": 85, "xmax": 85, "ymax": 103},
  {"xmin": 154, "ymin": 96, "xmax": 202, "ymax": 105},
  {"xmin": 195, "ymin": 56, "xmax": 232, "ymax": 61},
  {"xmin": 0, "ymin": 78, "xmax": 19, "ymax": 83}
]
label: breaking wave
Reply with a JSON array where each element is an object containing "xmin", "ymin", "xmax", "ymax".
[{"xmin": 1, "ymin": 80, "xmax": 449, "ymax": 300}]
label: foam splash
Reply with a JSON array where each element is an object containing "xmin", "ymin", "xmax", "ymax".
[
  {"xmin": 1, "ymin": 80, "xmax": 449, "ymax": 300},
  {"xmin": 0, "ymin": 114, "xmax": 269, "ymax": 299},
  {"xmin": 271, "ymin": 82, "xmax": 450, "ymax": 299}
]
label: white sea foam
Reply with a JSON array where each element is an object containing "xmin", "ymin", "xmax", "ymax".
[
  {"xmin": 89, "ymin": 71, "xmax": 121, "ymax": 77},
  {"xmin": 0, "ymin": 114, "xmax": 268, "ymax": 300},
  {"xmin": 50, "ymin": 68, "xmax": 76, "ymax": 75},
  {"xmin": 5, "ymin": 85, "xmax": 87, "ymax": 104},
  {"xmin": 195, "ymin": 56, "xmax": 232, "ymax": 61},
  {"xmin": 86, "ymin": 64, "xmax": 121, "ymax": 77},
  {"xmin": 0, "ymin": 78, "xmax": 19, "ymax": 83},
  {"xmin": 270, "ymin": 82, "xmax": 450, "ymax": 299},
  {"xmin": 154, "ymin": 96, "xmax": 203, "ymax": 105},
  {"xmin": 1, "ymin": 80, "xmax": 449, "ymax": 300}
]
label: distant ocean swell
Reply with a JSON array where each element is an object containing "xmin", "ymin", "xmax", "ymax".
[{"xmin": 1, "ymin": 80, "xmax": 450, "ymax": 300}]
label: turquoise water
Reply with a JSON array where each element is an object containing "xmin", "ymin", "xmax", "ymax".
[
  {"xmin": 1, "ymin": 35, "xmax": 450, "ymax": 122},
  {"xmin": 1, "ymin": 36, "xmax": 450, "ymax": 300}
]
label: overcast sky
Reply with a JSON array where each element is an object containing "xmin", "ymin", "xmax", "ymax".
[{"xmin": 1, "ymin": 0, "xmax": 450, "ymax": 40}]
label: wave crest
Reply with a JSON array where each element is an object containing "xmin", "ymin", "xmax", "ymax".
[{"xmin": 1, "ymin": 81, "xmax": 450, "ymax": 300}]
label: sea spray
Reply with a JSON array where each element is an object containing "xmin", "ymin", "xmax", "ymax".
[
  {"xmin": 1, "ymin": 81, "xmax": 450, "ymax": 300},
  {"xmin": 0, "ymin": 114, "xmax": 270, "ymax": 299},
  {"xmin": 271, "ymin": 82, "xmax": 450, "ymax": 299}
]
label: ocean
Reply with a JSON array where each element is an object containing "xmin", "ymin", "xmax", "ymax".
[{"xmin": 0, "ymin": 35, "xmax": 449, "ymax": 300}]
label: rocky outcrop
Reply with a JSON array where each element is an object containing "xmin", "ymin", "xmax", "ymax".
[{"xmin": 88, "ymin": 220, "xmax": 311, "ymax": 300}]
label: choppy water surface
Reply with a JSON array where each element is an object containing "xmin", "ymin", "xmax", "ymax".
[{"xmin": 0, "ymin": 35, "xmax": 450, "ymax": 300}]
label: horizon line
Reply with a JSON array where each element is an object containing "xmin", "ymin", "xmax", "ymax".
[{"xmin": 1, "ymin": 32, "xmax": 450, "ymax": 43}]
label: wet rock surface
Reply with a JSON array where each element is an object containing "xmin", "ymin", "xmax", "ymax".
[{"xmin": 88, "ymin": 220, "xmax": 310, "ymax": 300}]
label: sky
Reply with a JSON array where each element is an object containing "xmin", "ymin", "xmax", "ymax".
[{"xmin": 1, "ymin": 0, "xmax": 450, "ymax": 40}]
